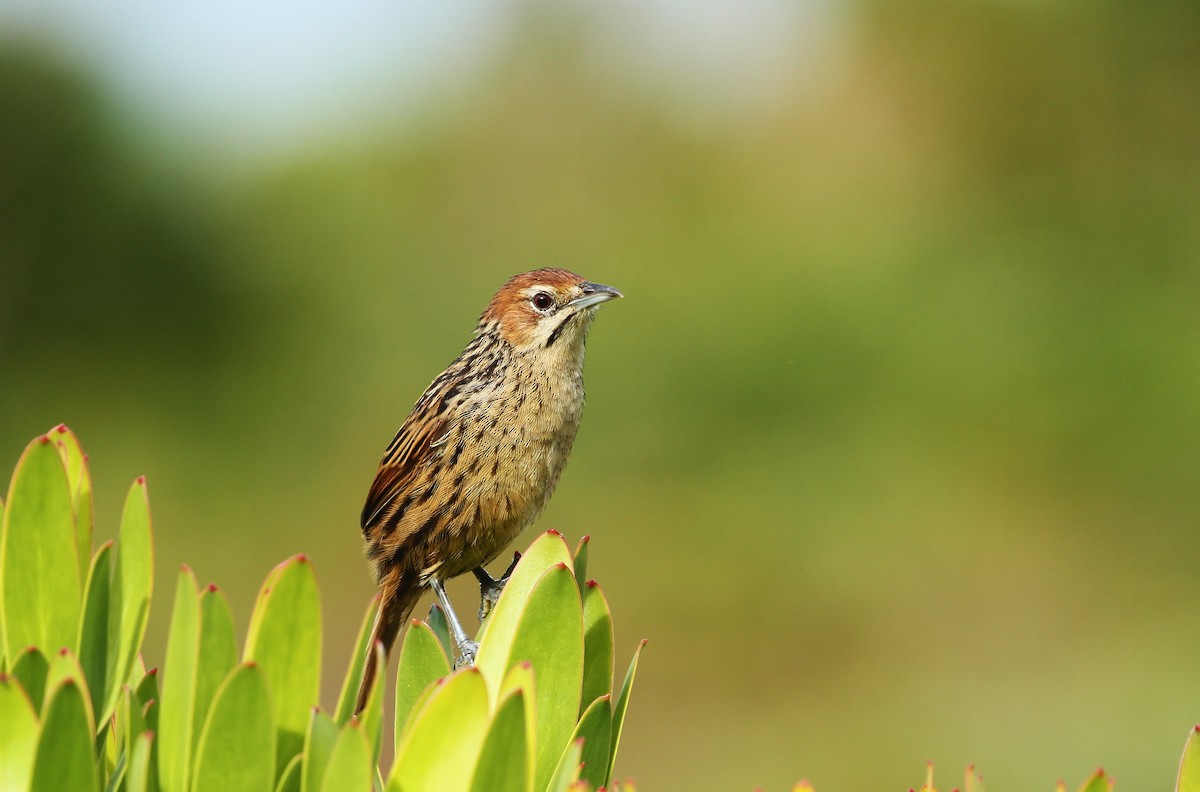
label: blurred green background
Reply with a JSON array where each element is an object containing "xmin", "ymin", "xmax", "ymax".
[{"xmin": 3, "ymin": 0, "xmax": 1200, "ymax": 788}]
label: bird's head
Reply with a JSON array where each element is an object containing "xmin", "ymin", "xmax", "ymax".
[{"xmin": 482, "ymin": 268, "xmax": 622, "ymax": 353}]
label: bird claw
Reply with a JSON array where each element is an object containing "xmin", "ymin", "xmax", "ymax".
[
  {"xmin": 474, "ymin": 551, "xmax": 522, "ymax": 621},
  {"xmin": 453, "ymin": 638, "xmax": 478, "ymax": 670}
]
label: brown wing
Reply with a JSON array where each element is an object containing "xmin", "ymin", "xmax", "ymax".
[{"xmin": 360, "ymin": 375, "xmax": 459, "ymax": 534}]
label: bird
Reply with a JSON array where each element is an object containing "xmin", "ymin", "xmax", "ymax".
[{"xmin": 354, "ymin": 267, "xmax": 622, "ymax": 714}]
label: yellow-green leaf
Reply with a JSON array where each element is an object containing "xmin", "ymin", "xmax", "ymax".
[
  {"xmin": 608, "ymin": 639, "xmax": 647, "ymax": 786},
  {"xmin": 126, "ymin": 731, "xmax": 156, "ymax": 792},
  {"xmin": 158, "ymin": 566, "xmax": 200, "ymax": 792},
  {"xmin": 0, "ymin": 672, "xmax": 38, "ymax": 791},
  {"xmin": 580, "ymin": 580, "xmax": 613, "ymax": 716},
  {"xmin": 301, "ymin": 709, "xmax": 338, "ymax": 792},
  {"xmin": 333, "ymin": 595, "xmax": 379, "ymax": 726},
  {"xmin": 318, "ymin": 722, "xmax": 373, "ymax": 792},
  {"xmin": 1, "ymin": 435, "xmax": 81, "ymax": 661},
  {"xmin": 475, "ymin": 530, "xmax": 573, "ymax": 697},
  {"xmin": 469, "ymin": 690, "xmax": 529, "ymax": 792},
  {"xmin": 570, "ymin": 695, "xmax": 612, "ymax": 790},
  {"xmin": 572, "ymin": 535, "xmax": 590, "ymax": 594},
  {"xmin": 505, "ymin": 564, "xmax": 584, "ymax": 792},
  {"xmin": 103, "ymin": 476, "xmax": 154, "ymax": 723},
  {"xmin": 1179, "ymin": 725, "xmax": 1200, "ymax": 792},
  {"xmin": 192, "ymin": 663, "xmax": 276, "ymax": 792},
  {"xmin": 194, "ymin": 583, "xmax": 238, "ymax": 758},
  {"xmin": 394, "ymin": 619, "xmax": 451, "ymax": 740},
  {"xmin": 275, "ymin": 753, "xmax": 303, "ymax": 792},
  {"xmin": 31, "ymin": 679, "xmax": 98, "ymax": 792},
  {"xmin": 388, "ymin": 668, "xmax": 491, "ymax": 792},
  {"xmin": 77, "ymin": 541, "xmax": 113, "ymax": 719},
  {"xmin": 49, "ymin": 425, "xmax": 92, "ymax": 585},
  {"xmin": 244, "ymin": 555, "xmax": 322, "ymax": 774},
  {"xmin": 10, "ymin": 646, "xmax": 49, "ymax": 716}
]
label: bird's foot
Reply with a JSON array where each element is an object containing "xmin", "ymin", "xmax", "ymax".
[
  {"xmin": 473, "ymin": 551, "xmax": 522, "ymax": 621},
  {"xmin": 453, "ymin": 638, "xmax": 478, "ymax": 670}
]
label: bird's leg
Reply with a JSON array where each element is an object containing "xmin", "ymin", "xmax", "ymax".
[
  {"xmin": 428, "ymin": 579, "xmax": 476, "ymax": 668},
  {"xmin": 473, "ymin": 551, "xmax": 522, "ymax": 621}
]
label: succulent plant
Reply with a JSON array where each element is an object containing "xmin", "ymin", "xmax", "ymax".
[{"xmin": 0, "ymin": 427, "xmax": 643, "ymax": 792}]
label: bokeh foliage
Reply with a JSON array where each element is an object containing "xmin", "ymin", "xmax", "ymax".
[{"xmin": 2, "ymin": 1, "xmax": 1199, "ymax": 789}]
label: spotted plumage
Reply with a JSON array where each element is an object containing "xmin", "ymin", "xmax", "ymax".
[{"xmin": 354, "ymin": 268, "xmax": 621, "ymax": 713}]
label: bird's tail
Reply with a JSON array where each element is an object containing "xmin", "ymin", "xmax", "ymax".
[{"xmin": 354, "ymin": 569, "xmax": 421, "ymax": 715}]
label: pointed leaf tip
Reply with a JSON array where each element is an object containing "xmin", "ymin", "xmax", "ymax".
[
  {"xmin": 55, "ymin": 424, "xmax": 68, "ymax": 433},
  {"xmin": 136, "ymin": 475, "xmax": 146, "ymax": 485},
  {"xmin": 37, "ymin": 435, "xmax": 51, "ymax": 444},
  {"xmin": 547, "ymin": 529, "xmax": 562, "ymax": 537}
]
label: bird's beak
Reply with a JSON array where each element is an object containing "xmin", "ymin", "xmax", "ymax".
[{"xmin": 569, "ymin": 281, "xmax": 623, "ymax": 310}]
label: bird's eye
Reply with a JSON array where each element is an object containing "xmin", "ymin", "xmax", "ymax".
[{"xmin": 531, "ymin": 292, "xmax": 554, "ymax": 312}]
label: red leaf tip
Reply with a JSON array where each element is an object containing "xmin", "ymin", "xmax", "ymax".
[
  {"xmin": 244, "ymin": 661, "xmax": 257, "ymax": 669},
  {"xmin": 147, "ymin": 668, "xmax": 158, "ymax": 676},
  {"xmin": 580, "ymin": 534, "xmax": 591, "ymax": 543},
  {"xmin": 58, "ymin": 647, "xmax": 69, "ymax": 656},
  {"xmin": 586, "ymin": 579, "xmax": 599, "ymax": 588},
  {"xmin": 546, "ymin": 528, "xmax": 563, "ymax": 537},
  {"xmin": 55, "ymin": 424, "xmax": 68, "ymax": 433},
  {"xmin": 136, "ymin": 475, "xmax": 146, "ymax": 485},
  {"xmin": 37, "ymin": 435, "xmax": 51, "ymax": 444},
  {"xmin": 206, "ymin": 583, "xmax": 218, "ymax": 592},
  {"xmin": 295, "ymin": 553, "xmax": 308, "ymax": 563}
]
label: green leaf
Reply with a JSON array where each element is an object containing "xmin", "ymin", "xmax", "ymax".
[
  {"xmin": 126, "ymin": 731, "xmax": 156, "ymax": 792},
  {"xmin": 580, "ymin": 581, "xmax": 614, "ymax": 716},
  {"xmin": 103, "ymin": 476, "xmax": 155, "ymax": 723},
  {"xmin": 388, "ymin": 668, "xmax": 491, "ymax": 792},
  {"xmin": 136, "ymin": 667, "xmax": 160, "ymax": 733},
  {"xmin": 572, "ymin": 695, "xmax": 612, "ymax": 790},
  {"xmin": 498, "ymin": 661, "xmax": 538, "ymax": 780},
  {"xmin": 120, "ymin": 684, "xmax": 151, "ymax": 768},
  {"xmin": 31, "ymin": 679, "xmax": 99, "ymax": 792},
  {"xmin": 275, "ymin": 753, "xmax": 303, "ymax": 792},
  {"xmin": 475, "ymin": 530, "xmax": 572, "ymax": 699},
  {"xmin": 43, "ymin": 647, "xmax": 90, "ymax": 713},
  {"xmin": 192, "ymin": 663, "xmax": 276, "ymax": 792},
  {"xmin": 158, "ymin": 566, "xmax": 200, "ymax": 792},
  {"xmin": 1, "ymin": 434, "xmax": 82, "ymax": 661},
  {"xmin": 426, "ymin": 603, "xmax": 452, "ymax": 662},
  {"xmin": 546, "ymin": 739, "xmax": 582, "ymax": 792},
  {"xmin": 469, "ymin": 690, "xmax": 529, "ymax": 792},
  {"xmin": 608, "ymin": 639, "xmax": 647, "ymax": 786},
  {"xmin": 358, "ymin": 641, "xmax": 386, "ymax": 764},
  {"xmin": 77, "ymin": 541, "xmax": 113, "ymax": 719},
  {"xmin": 394, "ymin": 619, "xmax": 451, "ymax": 739},
  {"xmin": 1179, "ymin": 726, "xmax": 1200, "ymax": 792},
  {"xmin": 301, "ymin": 709, "xmax": 338, "ymax": 792},
  {"xmin": 244, "ymin": 554, "xmax": 322, "ymax": 774},
  {"xmin": 0, "ymin": 672, "xmax": 38, "ymax": 791},
  {"xmin": 964, "ymin": 763, "xmax": 986, "ymax": 792},
  {"xmin": 572, "ymin": 535, "xmax": 590, "ymax": 594},
  {"xmin": 49, "ymin": 425, "xmax": 93, "ymax": 588},
  {"xmin": 194, "ymin": 583, "xmax": 238, "ymax": 758},
  {"xmin": 504, "ymin": 564, "xmax": 584, "ymax": 792},
  {"xmin": 11, "ymin": 646, "xmax": 49, "ymax": 715},
  {"xmin": 333, "ymin": 595, "xmax": 379, "ymax": 726},
  {"xmin": 318, "ymin": 722, "xmax": 373, "ymax": 792},
  {"xmin": 1076, "ymin": 768, "xmax": 1113, "ymax": 792}
]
